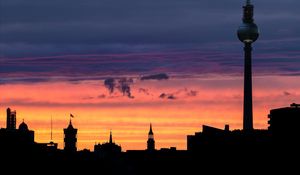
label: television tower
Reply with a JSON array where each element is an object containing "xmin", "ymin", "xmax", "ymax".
[{"xmin": 237, "ymin": 0, "xmax": 259, "ymax": 131}]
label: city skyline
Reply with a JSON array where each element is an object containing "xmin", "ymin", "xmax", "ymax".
[{"xmin": 1, "ymin": 0, "xmax": 300, "ymax": 151}]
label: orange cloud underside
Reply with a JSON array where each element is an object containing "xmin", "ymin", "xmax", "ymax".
[{"xmin": 1, "ymin": 76, "xmax": 300, "ymax": 151}]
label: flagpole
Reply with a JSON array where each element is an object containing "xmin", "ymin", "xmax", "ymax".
[{"xmin": 70, "ymin": 113, "xmax": 74, "ymax": 124}]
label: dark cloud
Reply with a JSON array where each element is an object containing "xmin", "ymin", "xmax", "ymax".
[
  {"xmin": 104, "ymin": 78, "xmax": 116, "ymax": 94},
  {"xmin": 186, "ymin": 90, "xmax": 198, "ymax": 97},
  {"xmin": 167, "ymin": 95, "xmax": 176, "ymax": 100},
  {"xmin": 159, "ymin": 88, "xmax": 198, "ymax": 100},
  {"xmin": 82, "ymin": 96, "xmax": 94, "ymax": 100},
  {"xmin": 159, "ymin": 93, "xmax": 176, "ymax": 100},
  {"xmin": 2, "ymin": 48, "xmax": 300, "ymax": 84},
  {"xmin": 138, "ymin": 88, "xmax": 150, "ymax": 95},
  {"xmin": 1, "ymin": 0, "xmax": 300, "ymax": 57},
  {"xmin": 118, "ymin": 78, "xmax": 134, "ymax": 98},
  {"xmin": 283, "ymin": 91, "xmax": 291, "ymax": 96},
  {"xmin": 141, "ymin": 73, "xmax": 169, "ymax": 81},
  {"xmin": 174, "ymin": 88, "xmax": 198, "ymax": 97},
  {"xmin": 103, "ymin": 78, "xmax": 134, "ymax": 98},
  {"xmin": 82, "ymin": 94, "xmax": 106, "ymax": 100},
  {"xmin": 0, "ymin": 77, "xmax": 50, "ymax": 84},
  {"xmin": 98, "ymin": 94, "xmax": 106, "ymax": 99},
  {"xmin": 1, "ymin": 0, "xmax": 300, "ymax": 83},
  {"xmin": 159, "ymin": 93, "xmax": 167, "ymax": 98}
]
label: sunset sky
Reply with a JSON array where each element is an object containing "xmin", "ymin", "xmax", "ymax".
[{"xmin": 1, "ymin": 0, "xmax": 300, "ymax": 151}]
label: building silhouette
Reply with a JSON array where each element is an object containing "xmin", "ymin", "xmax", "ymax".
[
  {"xmin": 94, "ymin": 130, "xmax": 122, "ymax": 158},
  {"xmin": 187, "ymin": 125, "xmax": 229, "ymax": 150},
  {"xmin": 268, "ymin": 103, "xmax": 300, "ymax": 145},
  {"xmin": 0, "ymin": 103, "xmax": 299, "ymax": 174},
  {"xmin": 147, "ymin": 123, "xmax": 155, "ymax": 151},
  {"xmin": 237, "ymin": 0, "xmax": 259, "ymax": 131},
  {"xmin": 63, "ymin": 119, "xmax": 77, "ymax": 152},
  {"xmin": 0, "ymin": 108, "xmax": 35, "ymax": 156},
  {"xmin": 6, "ymin": 108, "xmax": 16, "ymax": 130},
  {"xmin": 187, "ymin": 125, "xmax": 271, "ymax": 152},
  {"xmin": 17, "ymin": 119, "xmax": 35, "ymax": 144},
  {"xmin": 37, "ymin": 141, "xmax": 58, "ymax": 152},
  {"xmin": 0, "ymin": 119, "xmax": 35, "ymax": 146}
]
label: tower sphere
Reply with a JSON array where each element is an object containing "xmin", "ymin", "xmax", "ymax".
[{"xmin": 237, "ymin": 22, "xmax": 259, "ymax": 43}]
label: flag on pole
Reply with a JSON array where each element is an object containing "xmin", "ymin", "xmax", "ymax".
[{"xmin": 70, "ymin": 113, "xmax": 74, "ymax": 118}]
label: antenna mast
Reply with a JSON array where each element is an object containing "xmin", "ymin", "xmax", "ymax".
[{"xmin": 51, "ymin": 116, "xmax": 53, "ymax": 141}]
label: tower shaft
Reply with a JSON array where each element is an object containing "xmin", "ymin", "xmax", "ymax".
[{"xmin": 243, "ymin": 43, "xmax": 253, "ymax": 131}]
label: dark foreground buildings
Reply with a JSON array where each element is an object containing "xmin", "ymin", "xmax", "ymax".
[
  {"xmin": 187, "ymin": 103, "xmax": 300, "ymax": 152},
  {"xmin": 0, "ymin": 108, "xmax": 35, "ymax": 150},
  {"xmin": 1, "ymin": 104, "xmax": 299, "ymax": 174}
]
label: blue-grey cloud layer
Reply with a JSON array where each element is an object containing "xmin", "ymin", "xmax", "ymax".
[{"xmin": 0, "ymin": 0, "xmax": 300, "ymax": 82}]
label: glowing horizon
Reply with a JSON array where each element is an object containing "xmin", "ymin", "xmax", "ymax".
[{"xmin": 1, "ymin": 75, "xmax": 299, "ymax": 151}]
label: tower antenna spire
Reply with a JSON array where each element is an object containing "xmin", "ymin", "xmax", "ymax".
[
  {"xmin": 51, "ymin": 116, "xmax": 53, "ymax": 141},
  {"xmin": 246, "ymin": 0, "xmax": 251, "ymax": 5}
]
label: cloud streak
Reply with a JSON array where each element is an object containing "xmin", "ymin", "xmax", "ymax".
[
  {"xmin": 159, "ymin": 93, "xmax": 176, "ymax": 100},
  {"xmin": 159, "ymin": 88, "xmax": 198, "ymax": 100},
  {"xmin": 1, "ymin": 0, "xmax": 300, "ymax": 84},
  {"xmin": 1, "ymin": 48, "xmax": 300, "ymax": 84},
  {"xmin": 141, "ymin": 73, "xmax": 169, "ymax": 81}
]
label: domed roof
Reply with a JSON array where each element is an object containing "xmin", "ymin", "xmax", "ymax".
[{"xmin": 19, "ymin": 120, "xmax": 29, "ymax": 131}]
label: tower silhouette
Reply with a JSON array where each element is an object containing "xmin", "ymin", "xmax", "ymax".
[
  {"xmin": 147, "ymin": 123, "xmax": 155, "ymax": 151},
  {"xmin": 63, "ymin": 119, "xmax": 78, "ymax": 152},
  {"xmin": 237, "ymin": 0, "xmax": 259, "ymax": 131},
  {"xmin": 6, "ymin": 108, "xmax": 16, "ymax": 130}
]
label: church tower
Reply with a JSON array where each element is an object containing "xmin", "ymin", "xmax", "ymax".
[
  {"xmin": 63, "ymin": 119, "xmax": 78, "ymax": 152},
  {"xmin": 147, "ymin": 123, "xmax": 155, "ymax": 151}
]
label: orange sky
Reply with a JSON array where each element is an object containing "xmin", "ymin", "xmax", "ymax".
[{"xmin": 1, "ymin": 75, "xmax": 300, "ymax": 151}]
